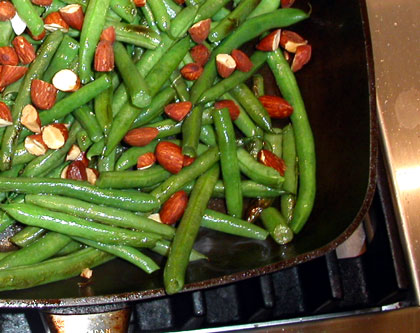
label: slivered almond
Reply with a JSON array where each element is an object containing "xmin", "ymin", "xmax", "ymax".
[
  {"xmin": 189, "ymin": 19, "xmax": 211, "ymax": 44},
  {"xmin": 52, "ymin": 69, "xmax": 80, "ymax": 92},
  {"xmin": 155, "ymin": 141, "xmax": 183, "ymax": 174},
  {"xmin": 291, "ymin": 44, "xmax": 312, "ymax": 72},
  {"xmin": 280, "ymin": 30, "xmax": 307, "ymax": 53},
  {"xmin": 137, "ymin": 152, "xmax": 156, "ymax": 170},
  {"xmin": 44, "ymin": 12, "xmax": 69, "ymax": 32},
  {"xmin": 164, "ymin": 101, "xmax": 192, "ymax": 122},
  {"xmin": 86, "ymin": 168, "xmax": 99, "ymax": 185},
  {"xmin": 256, "ymin": 29, "xmax": 281, "ymax": 52},
  {"xmin": 0, "ymin": 46, "xmax": 18, "ymax": 66},
  {"xmin": 31, "ymin": 79, "xmax": 57, "ymax": 110},
  {"xmin": 42, "ymin": 123, "xmax": 69, "ymax": 149},
  {"xmin": 66, "ymin": 160, "xmax": 88, "ymax": 181},
  {"xmin": 12, "ymin": 36, "xmax": 35, "ymax": 64},
  {"xmin": 159, "ymin": 191, "xmax": 189, "ymax": 225},
  {"xmin": 258, "ymin": 149, "xmax": 287, "ymax": 176},
  {"xmin": 100, "ymin": 26, "xmax": 116, "ymax": 43},
  {"xmin": 0, "ymin": 102, "xmax": 12, "ymax": 127},
  {"xmin": 214, "ymin": 100, "xmax": 240, "ymax": 121},
  {"xmin": 216, "ymin": 54, "xmax": 236, "ymax": 78},
  {"xmin": 94, "ymin": 41, "xmax": 114, "ymax": 72},
  {"xmin": 231, "ymin": 49, "xmax": 253, "ymax": 72},
  {"xmin": 259, "ymin": 95, "xmax": 293, "ymax": 119},
  {"xmin": 123, "ymin": 127, "xmax": 159, "ymax": 147},
  {"xmin": 59, "ymin": 4, "xmax": 84, "ymax": 30},
  {"xmin": 0, "ymin": 65, "xmax": 27, "ymax": 88},
  {"xmin": 180, "ymin": 63, "xmax": 203, "ymax": 81},
  {"xmin": 21, "ymin": 104, "xmax": 41, "ymax": 133},
  {"xmin": 0, "ymin": 1, "xmax": 16, "ymax": 21},
  {"xmin": 24, "ymin": 134, "xmax": 48, "ymax": 156},
  {"xmin": 190, "ymin": 44, "xmax": 210, "ymax": 67}
]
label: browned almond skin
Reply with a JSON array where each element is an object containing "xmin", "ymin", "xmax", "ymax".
[
  {"xmin": 190, "ymin": 44, "xmax": 210, "ymax": 67},
  {"xmin": 59, "ymin": 5, "xmax": 84, "ymax": 30},
  {"xmin": 12, "ymin": 36, "xmax": 36, "ymax": 64},
  {"xmin": 0, "ymin": 1, "xmax": 16, "ymax": 21},
  {"xmin": 66, "ymin": 160, "xmax": 88, "ymax": 181},
  {"xmin": 256, "ymin": 29, "xmax": 281, "ymax": 52},
  {"xmin": 31, "ymin": 0, "xmax": 53, "ymax": 6},
  {"xmin": 0, "ymin": 46, "xmax": 19, "ymax": 66},
  {"xmin": 123, "ymin": 127, "xmax": 159, "ymax": 147},
  {"xmin": 231, "ymin": 49, "xmax": 253, "ymax": 72},
  {"xmin": 94, "ymin": 41, "xmax": 114, "ymax": 72},
  {"xmin": 280, "ymin": 30, "xmax": 307, "ymax": 53},
  {"xmin": 291, "ymin": 44, "xmax": 312, "ymax": 72},
  {"xmin": 159, "ymin": 191, "xmax": 189, "ymax": 225},
  {"xmin": 189, "ymin": 19, "xmax": 211, "ymax": 44},
  {"xmin": 75, "ymin": 151, "xmax": 90, "ymax": 168},
  {"xmin": 216, "ymin": 59, "xmax": 236, "ymax": 78},
  {"xmin": 155, "ymin": 141, "xmax": 184, "ymax": 174},
  {"xmin": 258, "ymin": 95, "xmax": 293, "ymax": 119},
  {"xmin": 27, "ymin": 29, "xmax": 46, "ymax": 41},
  {"xmin": 0, "ymin": 102, "xmax": 12, "ymax": 122},
  {"xmin": 281, "ymin": 0, "xmax": 295, "ymax": 8},
  {"xmin": 44, "ymin": 11, "xmax": 69, "ymax": 30},
  {"xmin": 183, "ymin": 155, "xmax": 195, "ymax": 167},
  {"xmin": 100, "ymin": 26, "xmax": 116, "ymax": 44},
  {"xmin": 137, "ymin": 152, "xmax": 156, "ymax": 169},
  {"xmin": 214, "ymin": 100, "xmax": 240, "ymax": 121},
  {"xmin": 0, "ymin": 65, "xmax": 28, "ymax": 88},
  {"xmin": 258, "ymin": 149, "xmax": 287, "ymax": 176},
  {"xmin": 133, "ymin": 0, "xmax": 146, "ymax": 7},
  {"xmin": 31, "ymin": 79, "xmax": 57, "ymax": 110},
  {"xmin": 180, "ymin": 63, "xmax": 203, "ymax": 81},
  {"xmin": 173, "ymin": 0, "xmax": 185, "ymax": 5},
  {"xmin": 164, "ymin": 101, "xmax": 192, "ymax": 122}
]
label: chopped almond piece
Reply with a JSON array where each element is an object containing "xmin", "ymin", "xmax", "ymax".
[
  {"xmin": 21, "ymin": 104, "xmax": 41, "ymax": 133},
  {"xmin": 52, "ymin": 69, "xmax": 80, "ymax": 92},
  {"xmin": 42, "ymin": 123, "xmax": 69, "ymax": 149}
]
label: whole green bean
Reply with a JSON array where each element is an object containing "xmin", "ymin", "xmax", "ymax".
[
  {"xmin": 248, "ymin": 0, "xmax": 280, "ymax": 19},
  {"xmin": 182, "ymin": 105, "xmax": 203, "ymax": 158},
  {"xmin": 0, "ymin": 21, "xmax": 13, "ymax": 47},
  {"xmin": 260, "ymin": 207, "xmax": 293, "ymax": 244},
  {"xmin": 77, "ymin": 129, "xmax": 93, "ymax": 151},
  {"xmin": 11, "ymin": 0, "xmax": 45, "ymax": 36},
  {"xmin": 10, "ymin": 226, "xmax": 46, "ymax": 247},
  {"xmin": 252, "ymin": 73, "xmax": 265, "ymax": 97},
  {"xmin": 140, "ymin": 3, "xmax": 160, "ymax": 34},
  {"xmin": 73, "ymin": 106, "xmax": 104, "ymax": 143},
  {"xmin": 54, "ymin": 240, "xmax": 83, "ymax": 256},
  {"xmin": 151, "ymin": 239, "xmax": 207, "ymax": 262},
  {"xmin": 150, "ymin": 119, "xmax": 183, "ymax": 139},
  {"xmin": 86, "ymin": 138, "xmax": 104, "ymax": 160},
  {"xmin": 170, "ymin": 4, "xmax": 198, "ymax": 39},
  {"xmin": 162, "ymin": 0, "xmax": 182, "ymax": 18},
  {"xmin": 94, "ymin": 72, "xmax": 113, "ymax": 135},
  {"xmin": 98, "ymin": 147, "xmax": 117, "ymax": 172},
  {"xmin": 194, "ymin": 0, "xmax": 230, "ymax": 22},
  {"xmin": 105, "ymin": 21, "xmax": 161, "ymax": 49},
  {"xmin": 148, "ymin": 0, "xmax": 171, "ymax": 31},
  {"xmin": 170, "ymin": 71, "xmax": 190, "ymax": 102},
  {"xmin": 115, "ymin": 141, "xmax": 159, "ymax": 171},
  {"xmin": 110, "ymin": 0, "xmax": 137, "ymax": 23},
  {"xmin": 164, "ymin": 164, "xmax": 219, "ymax": 294},
  {"xmin": 199, "ymin": 125, "xmax": 217, "ymax": 147}
]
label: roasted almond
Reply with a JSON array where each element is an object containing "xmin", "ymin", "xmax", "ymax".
[
  {"xmin": 133, "ymin": 0, "xmax": 146, "ymax": 7},
  {"xmin": 59, "ymin": 4, "xmax": 84, "ymax": 30},
  {"xmin": 12, "ymin": 36, "xmax": 36, "ymax": 64},
  {"xmin": 280, "ymin": 30, "xmax": 307, "ymax": 53},
  {"xmin": 155, "ymin": 141, "xmax": 184, "ymax": 174},
  {"xmin": 31, "ymin": 79, "xmax": 57, "ymax": 110},
  {"xmin": 256, "ymin": 29, "xmax": 281, "ymax": 52},
  {"xmin": 31, "ymin": 0, "xmax": 53, "ymax": 6},
  {"xmin": 291, "ymin": 44, "xmax": 312, "ymax": 72},
  {"xmin": 259, "ymin": 95, "xmax": 293, "ymax": 119},
  {"xmin": 214, "ymin": 100, "xmax": 240, "ymax": 121},
  {"xmin": 24, "ymin": 134, "xmax": 48, "ymax": 156},
  {"xmin": 66, "ymin": 160, "xmax": 88, "ymax": 181},
  {"xmin": 86, "ymin": 167, "xmax": 99, "ymax": 185},
  {"xmin": 180, "ymin": 62, "xmax": 203, "ymax": 81},
  {"xmin": 42, "ymin": 123, "xmax": 69, "ymax": 149},
  {"xmin": 66, "ymin": 144, "xmax": 82, "ymax": 162},
  {"xmin": 231, "ymin": 49, "xmax": 253, "ymax": 72},
  {"xmin": 258, "ymin": 149, "xmax": 286, "ymax": 176},
  {"xmin": 159, "ymin": 190, "xmax": 189, "ymax": 225},
  {"xmin": 281, "ymin": 0, "xmax": 295, "ymax": 8},
  {"xmin": 164, "ymin": 101, "xmax": 192, "ymax": 122},
  {"xmin": 52, "ymin": 69, "xmax": 80, "ymax": 92},
  {"xmin": 123, "ymin": 127, "xmax": 159, "ymax": 147},
  {"xmin": 0, "ymin": 101, "xmax": 12, "ymax": 127},
  {"xmin": 21, "ymin": 104, "xmax": 41, "ymax": 133},
  {"xmin": 183, "ymin": 155, "xmax": 195, "ymax": 167},
  {"xmin": 190, "ymin": 44, "xmax": 210, "ymax": 67},
  {"xmin": 173, "ymin": 0, "xmax": 185, "ymax": 4},
  {"xmin": 189, "ymin": 18, "xmax": 211, "ymax": 44},
  {"xmin": 44, "ymin": 11, "xmax": 69, "ymax": 32},
  {"xmin": 216, "ymin": 53, "xmax": 236, "ymax": 78},
  {"xmin": 94, "ymin": 41, "xmax": 114, "ymax": 72},
  {"xmin": 0, "ymin": 1, "xmax": 16, "ymax": 21},
  {"xmin": 0, "ymin": 46, "xmax": 18, "ymax": 66},
  {"xmin": 100, "ymin": 26, "xmax": 116, "ymax": 44},
  {"xmin": 137, "ymin": 152, "xmax": 156, "ymax": 170},
  {"xmin": 27, "ymin": 28, "xmax": 46, "ymax": 41},
  {"xmin": 0, "ymin": 65, "xmax": 27, "ymax": 88}
]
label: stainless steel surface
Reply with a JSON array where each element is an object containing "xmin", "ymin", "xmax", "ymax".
[{"xmin": 365, "ymin": 0, "xmax": 420, "ymax": 303}]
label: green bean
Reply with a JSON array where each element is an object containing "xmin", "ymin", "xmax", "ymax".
[
  {"xmin": 182, "ymin": 105, "xmax": 203, "ymax": 158},
  {"xmin": 170, "ymin": 4, "xmax": 198, "ymax": 39},
  {"xmin": 199, "ymin": 51, "xmax": 267, "ymax": 104},
  {"xmin": 45, "ymin": 161, "xmax": 71, "ymax": 179},
  {"xmin": 248, "ymin": 0, "xmax": 280, "ymax": 19},
  {"xmin": 106, "ymin": 21, "xmax": 161, "ymax": 49},
  {"xmin": 79, "ymin": 0, "xmax": 111, "ymax": 83},
  {"xmin": 25, "ymin": 194, "xmax": 176, "ymax": 239},
  {"xmin": 0, "ymin": 177, "xmax": 159, "ymax": 212},
  {"xmin": 260, "ymin": 207, "xmax": 293, "ymax": 244},
  {"xmin": 0, "ymin": 31, "xmax": 63, "ymax": 172},
  {"xmin": 162, "ymin": 0, "xmax": 182, "ymax": 18},
  {"xmin": 151, "ymin": 239, "xmax": 206, "ymax": 262},
  {"xmin": 140, "ymin": 3, "xmax": 160, "ymax": 34},
  {"xmin": 0, "ymin": 164, "xmax": 25, "ymax": 202},
  {"xmin": 98, "ymin": 147, "xmax": 116, "ymax": 172},
  {"xmin": 209, "ymin": 180, "xmax": 286, "ymax": 198},
  {"xmin": 151, "ymin": 146, "xmax": 219, "ymax": 203},
  {"xmin": 115, "ymin": 141, "xmax": 159, "ymax": 171},
  {"xmin": 170, "ymin": 71, "xmax": 190, "ymax": 102},
  {"xmin": 267, "ymin": 49, "xmax": 316, "ymax": 233},
  {"xmin": 54, "ymin": 240, "xmax": 84, "ymax": 256},
  {"xmin": 164, "ymin": 164, "xmax": 219, "ymax": 294},
  {"xmin": 0, "ymin": 247, "xmax": 113, "ymax": 291},
  {"xmin": 252, "ymin": 73, "xmax": 265, "ymax": 98},
  {"xmin": 151, "ymin": 119, "xmax": 183, "ymax": 139},
  {"xmin": 194, "ymin": 0, "xmax": 230, "ymax": 22},
  {"xmin": 199, "ymin": 124, "xmax": 217, "ymax": 147},
  {"xmin": 10, "ymin": 226, "xmax": 46, "ymax": 248},
  {"xmin": 94, "ymin": 72, "xmax": 113, "ymax": 135},
  {"xmin": 148, "ymin": 0, "xmax": 171, "ymax": 31},
  {"xmin": 202, "ymin": 209, "xmax": 268, "ymax": 240},
  {"xmin": 0, "ymin": 21, "xmax": 13, "ymax": 47},
  {"xmin": 77, "ymin": 129, "xmax": 93, "ymax": 151},
  {"xmin": 1, "ymin": 203, "xmax": 161, "ymax": 247},
  {"xmin": 213, "ymin": 108, "xmax": 242, "ymax": 218},
  {"xmin": 264, "ymin": 128, "xmax": 282, "ymax": 160},
  {"xmin": 86, "ymin": 139, "xmax": 104, "ymax": 160},
  {"xmin": 211, "ymin": 6, "xmax": 231, "ymax": 21},
  {"xmin": 0, "ymin": 232, "xmax": 71, "ymax": 269},
  {"xmin": 0, "ymin": 194, "xmax": 24, "ymax": 233},
  {"xmin": 209, "ymin": 0, "xmax": 261, "ymax": 43},
  {"xmin": 43, "ymin": 35, "xmax": 80, "ymax": 83},
  {"xmin": 43, "ymin": 0, "xmax": 65, "ymax": 16},
  {"xmin": 39, "ymin": 74, "xmax": 112, "ymax": 125},
  {"xmin": 11, "ymin": 0, "xmax": 45, "ymax": 36},
  {"xmin": 73, "ymin": 106, "xmax": 104, "ymax": 143},
  {"xmin": 110, "ymin": 0, "xmax": 137, "ymax": 23}
]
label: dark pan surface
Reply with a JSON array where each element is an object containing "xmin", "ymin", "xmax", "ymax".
[{"xmin": 0, "ymin": 0, "xmax": 377, "ymax": 307}]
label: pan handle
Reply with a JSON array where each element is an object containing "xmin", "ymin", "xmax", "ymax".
[{"xmin": 41, "ymin": 304, "xmax": 131, "ymax": 333}]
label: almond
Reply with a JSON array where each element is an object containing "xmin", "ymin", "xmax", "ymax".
[
  {"xmin": 44, "ymin": 12, "xmax": 69, "ymax": 32},
  {"xmin": 258, "ymin": 149, "xmax": 286, "ymax": 176},
  {"xmin": 0, "ymin": 65, "xmax": 27, "ymax": 88},
  {"xmin": 12, "ymin": 36, "xmax": 35, "ymax": 64},
  {"xmin": 10, "ymin": 13, "xmax": 26, "ymax": 35},
  {"xmin": 189, "ymin": 19, "xmax": 211, "ymax": 44},
  {"xmin": 216, "ymin": 53, "xmax": 236, "ymax": 78},
  {"xmin": 31, "ymin": 0, "xmax": 53, "ymax": 6},
  {"xmin": 280, "ymin": 30, "xmax": 307, "ymax": 53},
  {"xmin": 0, "ymin": 101, "xmax": 12, "ymax": 127},
  {"xmin": 137, "ymin": 152, "xmax": 156, "ymax": 170},
  {"xmin": 66, "ymin": 160, "xmax": 88, "ymax": 181},
  {"xmin": 214, "ymin": 100, "xmax": 240, "ymax": 121},
  {"xmin": 256, "ymin": 29, "xmax": 281, "ymax": 52},
  {"xmin": 80, "ymin": 267, "xmax": 92, "ymax": 279},
  {"xmin": 231, "ymin": 49, "xmax": 253, "ymax": 72},
  {"xmin": 24, "ymin": 134, "xmax": 48, "ymax": 156},
  {"xmin": 94, "ymin": 41, "xmax": 114, "ymax": 72},
  {"xmin": 42, "ymin": 123, "xmax": 69, "ymax": 149},
  {"xmin": 100, "ymin": 26, "xmax": 116, "ymax": 44},
  {"xmin": 0, "ymin": 46, "xmax": 18, "ymax": 66},
  {"xmin": 155, "ymin": 141, "xmax": 183, "ymax": 174},
  {"xmin": 21, "ymin": 104, "xmax": 41, "ymax": 133},
  {"xmin": 27, "ymin": 28, "xmax": 46, "ymax": 41},
  {"xmin": 281, "ymin": 0, "xmax": 295, "ymax": 8},
  {"xmin": 190, "ymin": 44, "xmax": 210, "ymax": 67},
  {"xmin": 31, "ymin": 79, "xmax": 57, "ymax": 110},
  {"xmin": 66, "ymin": 144, "xmax": 82, "ymax": 161},
  {"xmin": 180, "ymin": 63, "xmax": 203, "ymax": 81},
  {"xmin": 164, "ymin": 101, "xmax": 192, "ymax": 122},
  {"xmin": 259, "ymin": 95, "xmax": 293, "ymax": 119},
  {"xmin": 173, "ymin": 0, "xmax": 185, "ymax": 4},
  {"xmin": 123, "ymin": 127, "xmax": 159, "ymax": 147},
  {"xmin": 0, "ymin": 1, "xmax": 16, "ymax": 21},
  {"xmin": 59, "ymin": 4, "xmax": 84, "ymax": 30},
  {"xmin": 133, "ymin": 0, "xmax": 146, "ymax": 7},
  {"xmin": 159, "ymin": 190, "xmax": 189, "ymax": 225},
  {"xmin": 86, "ymin": 167, "xmax": 99, "ymax": 185},
  {"xmin": 183, "ymin": 155, "xmax": 195, "ymax": 167},
  {"xmin": 52, "ymin": 69, "xmax": 80, "ymax": 92},
  {"xmin": 291, "ymin": 44, "xmax": 312, "ymax": 72}
]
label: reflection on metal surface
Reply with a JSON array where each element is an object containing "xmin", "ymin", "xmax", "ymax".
[{"xmin": 366, "ymin": 0, "xmax": 420, "ymax": 303}]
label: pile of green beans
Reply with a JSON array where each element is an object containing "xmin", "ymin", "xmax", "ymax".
[{"xmin": 0, "ymin": 0, "xmax": 315, "ymax": 295}]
